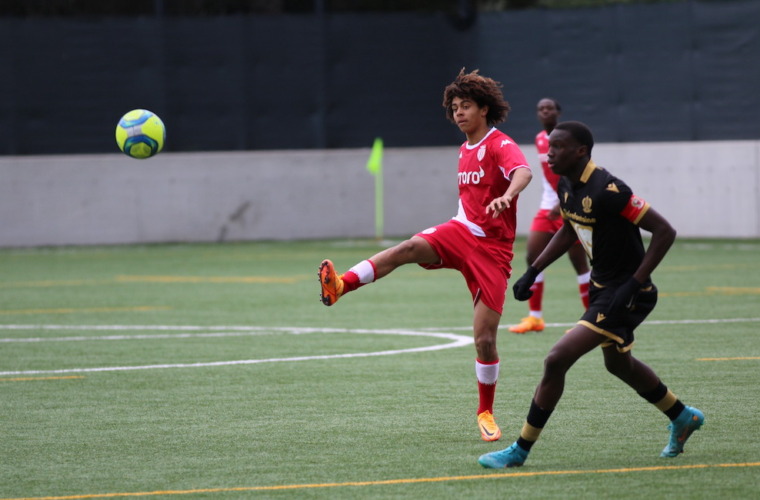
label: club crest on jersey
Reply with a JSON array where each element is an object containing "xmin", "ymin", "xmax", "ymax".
[
  {"xmin": 582, "ymin": 195, "xmax": 593, "ymax": 214},
  {"xmin": 477, "ymin": 145, "xmax": 486, "ymax": 161},
  {"xmin": 630, "ymin": 196, "xmax": 645, "ymax": 208}
]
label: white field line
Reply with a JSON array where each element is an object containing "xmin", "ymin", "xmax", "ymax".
[
  {"xmin": 4, "ymin": 316, "xmax": 759, "ymax": 336},
  {"xmin": 0, "ymin": 326, "xmax": 473, "ymax": 376},
  {"xmin": 0, "ymin": 331, "xmax": 312, "ymax": 343},
  {"xmin": 425, "ymin": 317, "xmax": 760, "ymax": 331},
  {"xmin": 1, "ymin": 318, "xmax": 757, "ymax": 376}
]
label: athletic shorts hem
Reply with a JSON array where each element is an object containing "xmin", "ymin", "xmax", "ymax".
[
  {"xmin": 599, "ymin": 339, "xmax": 636, "ymax": 353},
  {"xmin": 578, "ymin": 320, "xmax": 625, "ymax": 345}
]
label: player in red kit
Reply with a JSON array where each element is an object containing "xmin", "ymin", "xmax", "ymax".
[
  {"xmin": 319, "ymin": 68, "xmax": 532, "ymax": 442},
  {"xmin": 509, "ymin": 98, "xmax": 590, "ymax": 334}
]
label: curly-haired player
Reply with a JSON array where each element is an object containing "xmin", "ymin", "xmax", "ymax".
[{"xmin": 318, "ymin": 68, "xmax": 533, "ymax": 441}]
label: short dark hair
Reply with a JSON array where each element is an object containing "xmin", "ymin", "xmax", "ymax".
[
  {"xmin": 539, "ymin": 97, "xmax": 562, "ymax": 112},
  {"xmin": 554, "ymin": 121, "xmax": 594, "ymax": 154},
  {"xmin": 443, "ymin": 68, "xmax": 511, "ymax": 127}
]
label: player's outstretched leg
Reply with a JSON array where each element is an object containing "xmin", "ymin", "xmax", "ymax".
[
  {"xmin": 318, "ymin": 259, "xmax": 344, "ymax": 306},
  {"xmin": 660, "ymin": 405, "xmax": 704, "ymax": 457},
  {"xmin": 478, "ymin": 442, "xmax": 529, "ymax": 468}
]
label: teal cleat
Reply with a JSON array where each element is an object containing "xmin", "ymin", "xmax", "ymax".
[
  {"xmin": 660, "ymin": 406, "xmax": 704, "ymax": 458},
  {"xmin": 478, "ymin": 442, "xmax": 529, "ymax": 468}
]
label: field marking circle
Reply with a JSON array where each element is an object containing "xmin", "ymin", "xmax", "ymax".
[{"xmin": 0, "ymin": 325, "xmax": 473, "ymax": 376}]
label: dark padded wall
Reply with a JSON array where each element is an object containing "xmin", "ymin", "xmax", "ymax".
[
  {"xmin": 480, "ymin": 1, "xmax": 760, "ymax": 143},
  {"xmin": 0, "ymin": 1, "xmax": 758, "ymax": 155}
]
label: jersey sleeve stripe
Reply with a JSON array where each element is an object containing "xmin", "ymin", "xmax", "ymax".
[{"xmin": 620, "ymin": 195, "xmax": 650, "ymax": 224}]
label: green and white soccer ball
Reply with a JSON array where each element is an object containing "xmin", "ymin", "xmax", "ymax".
[{"xmin": 115, "ymin": 109, "xmax": 166, "ymax": 159}]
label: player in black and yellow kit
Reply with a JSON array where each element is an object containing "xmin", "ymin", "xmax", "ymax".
[{"xmin": 479, "ymin": 121, "xmax": 704, "ymax": 468}]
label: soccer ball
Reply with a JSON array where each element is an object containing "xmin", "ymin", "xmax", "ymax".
[{"xmin": 115, "ymin": 109, "xmax": 166, "ymax": 159}]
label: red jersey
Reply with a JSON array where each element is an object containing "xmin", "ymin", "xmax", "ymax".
[
  {"xmin": 535, "ymin": 130, "xmax": 561, "ymax": 210},
  {"xmin": 453, "ymin": 128, "xmax": 530, "ymax": 243}
]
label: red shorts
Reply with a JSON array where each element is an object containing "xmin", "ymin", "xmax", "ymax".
[
  {"xmin": 529, "ymin": 208, "xmax": 563, "ymax": 233},
  {"xmin": 415, "ymin": 220, "xmax": 513, "ymax": 315}
]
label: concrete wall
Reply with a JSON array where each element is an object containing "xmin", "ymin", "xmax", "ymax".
[
  {"xmin": 1, "ymin": 140, "xmax": 758, "ymax": 247},
  {"xmin": 593, "ymin": 141, "xmax": 760, "ymax": 239}
]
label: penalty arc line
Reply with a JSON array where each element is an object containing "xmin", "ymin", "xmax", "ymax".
[
  {"xmin": 0, "ymin": 327, "xmax": 473, "ymax": 376},
  {"xmin": 1, "ymin": 462, "xmax": 758, "ymax": 499}
]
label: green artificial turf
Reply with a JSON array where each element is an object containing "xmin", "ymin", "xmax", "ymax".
[{"xmin": 1, "ymin": 238, "xmax": 758, "ymax": 499}]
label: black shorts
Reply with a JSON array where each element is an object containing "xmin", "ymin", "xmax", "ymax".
[{"xmin": 577, "ymin": 280, "xmax": 658, "ymax": 352}]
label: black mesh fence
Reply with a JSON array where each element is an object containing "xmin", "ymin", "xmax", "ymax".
[{"xmin": 0, "ymin": 0, "xmax": 757, "ymax": 154}]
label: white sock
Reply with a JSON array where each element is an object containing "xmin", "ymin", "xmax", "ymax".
[
  {"xmin": 348, "ymin": 260, "xmax": 376, "ymax": 284},
  {"xmin": 475, "ymin": 359, "xmax": 500, "ymax": 385}
]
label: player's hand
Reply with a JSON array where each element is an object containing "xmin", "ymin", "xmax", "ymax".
[
  {"xmin": 486, "ymin": 195, "xmax": 513, "ymax": 218},
  {"xmin": 513, "ymin": 266, "xmax": 540, "ymax": 301},
  {"xmin": 607, "ymin": 276, "xmax": 642, "ymax": 317}
]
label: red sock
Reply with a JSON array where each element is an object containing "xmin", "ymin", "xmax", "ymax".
[
  {"xmin": 477, "ymin": 381, "xmax": 497, "ymax": 414},
  {"xmin": 528, "ymin": 281, "xmax": 544, "ymax": 313},
  {"xmin": 579, "ymin": 281, "xmax": 590, "ymax": 309},
  {"xmin": 475, "ymin": 358, "xmax": 499, "ymax": 414},
  {"xmin": 341, "ymin": 271, "xmax": 362, "ymax": 293}
]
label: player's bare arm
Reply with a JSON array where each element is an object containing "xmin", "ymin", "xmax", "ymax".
[
  {"xmin": 631, "ymin": 207, "xmax": 676, "ymax": 283},
  {"xmin": 529, "ymin": 221, "xmax": 576, "ymax": 272},
  {"xmin": 486, "ymin": 167, "xmax": 532, "ymax": 218}
]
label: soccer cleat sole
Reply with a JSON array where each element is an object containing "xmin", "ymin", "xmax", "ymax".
[{"xmin": 318, "ymin": 260, "xmax": 339, "ymax": 306}]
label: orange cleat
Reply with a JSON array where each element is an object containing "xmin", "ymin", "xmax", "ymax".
[
  {"xmin": 318, "ymin": 259, "xmax": 344, "ymax": 306},
  {"xmin": 477, "ymin": 410, "xmax": 502, "ymax": 442},
  {"xmin": 509, "ymin": 316, "xmax": 545, "ymax": 334}
]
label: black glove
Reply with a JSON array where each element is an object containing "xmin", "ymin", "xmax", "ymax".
[
  {"xmin": 513, "ymin": 266, "xmax": 540, "ymax": 301},
  {"xmin": 607, "ymin": 276, "xmax": 642, "ymax": 317}
]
